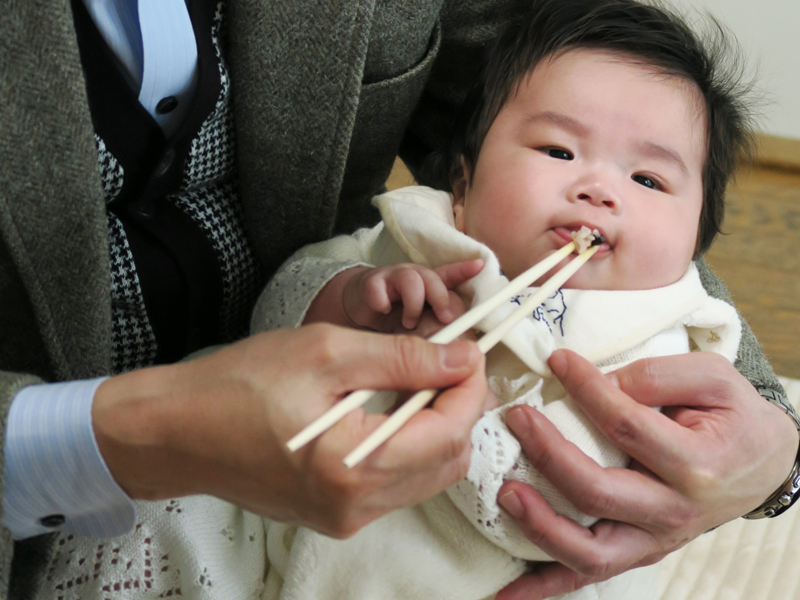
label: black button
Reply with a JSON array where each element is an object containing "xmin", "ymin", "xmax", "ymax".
[
  {"xmin": 156, "ymin": 96, "xmax": 179, "ymax": 114},
  {"xmin": 155, "ymin": 148, "xmax": 176, "ymax": 177},
  {"xmin": 40, "ymin": 514, "xmax": 66, "ymax": 528}
]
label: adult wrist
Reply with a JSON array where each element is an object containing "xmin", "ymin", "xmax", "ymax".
[
  {"xmin": 742, "ymin": 389, "xmax": 800, "ymax": 519},
  {"xmin": 92, "ymin": 364, "xmax": 185, "ymax": 501}
]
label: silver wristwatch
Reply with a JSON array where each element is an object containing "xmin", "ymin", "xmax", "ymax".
[{"xmin": 742, "ymin": 389, "xmax": 800, "ymax": 519}]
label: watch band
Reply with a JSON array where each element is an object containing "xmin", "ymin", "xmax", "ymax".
[{"xmin": 742, "ymin": 389, "xmax": 800, "ymax": 519}]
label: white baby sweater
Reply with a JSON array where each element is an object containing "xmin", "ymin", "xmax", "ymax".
[{"xmin": 263, "ymin": 186, "xmax": 742, "ymax": 600}]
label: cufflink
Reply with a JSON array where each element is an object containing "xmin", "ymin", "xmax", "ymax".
[{"xmin": 39, "ymin": 514, "xmax": 66, "ymax": 528}]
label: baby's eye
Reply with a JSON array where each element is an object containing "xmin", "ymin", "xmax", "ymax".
[
  {"xmin": 632, "ymin": 174, "xmax": 659, "ymax": 190},
  {"xmin": 547, "ymin": 148, "xmax": 573, "ymax": 160}
]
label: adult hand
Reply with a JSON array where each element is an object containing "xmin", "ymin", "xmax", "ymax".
[
  {"xmin": 92, "ymin": 324, "xmax": 487, "ymax": 538},
  {"xmin": 496, "ymin": 349, "xmax": 799, "ymax": 600}
]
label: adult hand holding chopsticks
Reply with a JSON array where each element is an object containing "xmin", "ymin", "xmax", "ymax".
[
  {"xmin": 494, "ymin": 350, "xmax": 799, "ymax": 600},
  {"xmin": 93, "ymin": 325, "xmax": 487, "ymax": 539}
]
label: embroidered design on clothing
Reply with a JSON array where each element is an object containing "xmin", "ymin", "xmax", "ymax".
[
  {"xmin": 530, "ymin": 304, "xmax": 551, "ymax": 333},
  {"xmin": 547, "ymin": 290, "xmax": 567, "ymax": 337},
  {"xmin": 508, "ymin": 290, "xmax": 568, "ymax": 336}
]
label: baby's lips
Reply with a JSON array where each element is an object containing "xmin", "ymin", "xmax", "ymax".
[
  {"xmin": 553, "ymin": 226, "xmax": 612, "ymax": 253},
  {"xmin": 591, "ymin": 240, "xmax": 612, "ymax": 254}
]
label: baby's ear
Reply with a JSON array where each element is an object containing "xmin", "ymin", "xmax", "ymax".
[{"xmin": 452, "ymin": 156, "xmax": 470, "ymax": 233}]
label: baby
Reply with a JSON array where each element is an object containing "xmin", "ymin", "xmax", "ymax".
[{"xmin": 262, "ymin": 0, "xmax": 755, "ymax": 599}]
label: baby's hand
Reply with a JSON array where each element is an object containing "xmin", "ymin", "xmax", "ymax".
[{"xmin": 342, "ymin": 260, "xmax": 483, "ymax": 333}]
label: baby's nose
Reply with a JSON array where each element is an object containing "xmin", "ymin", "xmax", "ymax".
[{"xmin": 570, "ymin": 179, "xmax": 620, "ymax": 211}]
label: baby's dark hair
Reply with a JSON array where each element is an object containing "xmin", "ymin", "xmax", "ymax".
[{"xmin": 424, "ymin": 0, "xmax": 756, "ymax": 255}]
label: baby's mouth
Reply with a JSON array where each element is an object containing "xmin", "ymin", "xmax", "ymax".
[{"xmin": 553, "ymin": 225, "xmax": 612, "ymax": 253}]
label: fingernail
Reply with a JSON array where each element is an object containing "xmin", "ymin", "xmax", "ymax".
[
  {"xmin": 506, "ymin": 407, "xmax": 530, "ymax": 440},
  {"xmin": 607, "ymin": 373, "xmax": 621, "ymax": 389},
  {"xmin": 549, "ymin": 350, "xmax": 567, "ymax": 377},
  {"xmin": 440, "ymin": 342, "xmax": 475, "ymax": 370},
  {"xmin": 498, "ymin": 491, "xmax": 524, "ymax": 519}
]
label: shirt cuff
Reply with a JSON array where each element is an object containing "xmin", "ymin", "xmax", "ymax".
[{"xmin": 2, "ymin": 378, "xmax": 136, "ymax": 539}]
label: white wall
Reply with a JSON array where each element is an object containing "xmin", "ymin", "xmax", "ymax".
[{"xmin": 666, "ymin": 0, "xmax": 800, "ymax": 140}]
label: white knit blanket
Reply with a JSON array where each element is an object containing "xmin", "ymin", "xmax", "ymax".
[{"xmin": 263, "ymin": 186, "xmax": 743, "ymax": 600}]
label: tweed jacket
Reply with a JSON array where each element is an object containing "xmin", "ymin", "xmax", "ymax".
[{"xmin": 0, "ymin": 0, "xmax": 785, "ymax": 597}]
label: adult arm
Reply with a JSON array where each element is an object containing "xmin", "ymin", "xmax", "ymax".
[
  {"xmin": 92, "ymin": 325, "xmax": 488, "ymax": 538},
  {"xmin": 0, "ymin": 328, "xmax": 487, "ymax": 596}
]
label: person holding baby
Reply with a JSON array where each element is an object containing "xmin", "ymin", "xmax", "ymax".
[{"xmin": 1, "ymin": 0, "xmax": 798, "ymax": 598}]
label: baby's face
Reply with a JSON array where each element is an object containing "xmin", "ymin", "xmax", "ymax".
[{"xmin": 453, "ymin": 49, "xmax": 705, "ymax": 290}]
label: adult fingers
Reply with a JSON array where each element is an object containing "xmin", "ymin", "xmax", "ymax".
[
  {"xmin": 496, "ymin": 554, "xmax": 661, "ymax": 600},
  {"xmin": 504, "ymin": 405, "xmax": 686, "ymax": 527},
  {"xmin": 497, "ymin": 478, "xmax": 663, "ymax": 578},
  {"xmin": 339, "ymin": 362, "xmax": 489, "ymax": 515},
  {"xmin": 547, "ymin": 350, "xmax": 697, "ymax": 480},
  {"xmin": 496, "ymin": 563, "xmax": 594, "ymax": 600},
  {"xmin": 609, "ymin": 351, "xmax": 749, "ymax": 410},
  {"xmin": 373, "ymin": 360, "xmax": 488, "ymax": 476},
  {"xmin": 307, "ymin": 325, "xmax": 483, "ymax": 397}
]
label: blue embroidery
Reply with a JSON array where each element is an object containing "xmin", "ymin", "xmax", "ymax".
[
  {"xmin": 506, "ymin": 290, "xmax": 568, "ymax": 336},
  {"xmin": 547, "ymin": 290, "xmax": 567, "ymax": 336},
  {"xmin": 530, "ymin": 304, "xmax": 552, "ymax": 333}
]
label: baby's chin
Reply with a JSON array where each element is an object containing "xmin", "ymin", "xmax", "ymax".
[
  {"xmin": 515, "ymin": 255, "xmax": 685, "ymax": 291},
  {"xmin": 563, "ymin": 271, "xmax": 682, "ymax": 291},
  {"xmin": 529, "ymin": 264, "xmax": 646, "ymax": 291},
  {"xmin": 520, "ymin": 260, "xmax": 619, "ymax": 290}
]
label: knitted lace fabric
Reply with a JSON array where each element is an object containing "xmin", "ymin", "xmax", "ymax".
[
  {"xmin": 447, "ymin": 326, "xmax": 690, "ymax": 561},
  {"xmin": 38, "ymin": 497, "xmax": 266, "ymax": 600}
]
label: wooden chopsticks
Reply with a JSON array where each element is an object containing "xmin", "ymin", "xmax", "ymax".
[{"xmin": 286, "ymin": 241, "xmax": 601, "ymax": 466}]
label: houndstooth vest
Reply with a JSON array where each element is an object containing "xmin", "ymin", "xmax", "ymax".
[{"xmin": 77, "ymin": 0, "xmax": 263, "ymax": 374}]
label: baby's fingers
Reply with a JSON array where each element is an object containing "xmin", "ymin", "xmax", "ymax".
[
  {"xmin": 434, "ymin": 259, "xmax": 484, "ymax": 289},
  {"xmin": 381, "ymin": 268, "xmax": 428, "ymax": 329},
  {"xmin": 422, "ymin": 259, "xmax": 483, "ymax": 324}
]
